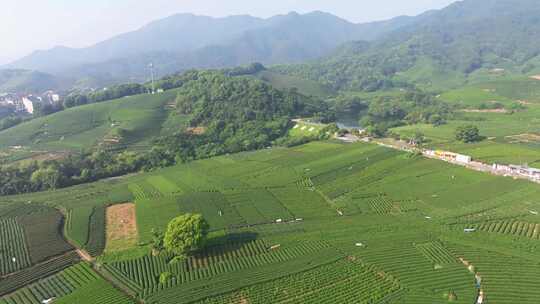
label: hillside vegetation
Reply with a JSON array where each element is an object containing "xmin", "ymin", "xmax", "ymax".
[
  {"xmin": 0, "ymin": 89, "xmax": 180, "ymax": 151},
  {"xmin": 0, "ymin": 69, "xmax": 68, "ymax": 93},
  {"xmin": 276, "ymin": 0, "xmax": 540, "ymax": 91},
  {"xmin": 0, "ymin": 70, "xmax": 328, "ymax": 195},
  {"xmin": 2, "ymin": 141, "xmax": 540, "ymax": 303},
  {"xmin": 5, "ymin": 12, "xmax": 415, "ymax": 85}
]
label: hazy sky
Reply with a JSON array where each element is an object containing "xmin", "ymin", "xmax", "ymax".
[{"xmin": 1, "ymin": 0, "xmax": 458, "ymax": 65}]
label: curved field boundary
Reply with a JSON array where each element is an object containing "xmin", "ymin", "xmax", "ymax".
[
  {"xmin": 0, "ymin": 218, "xmax": 32, "ymax": 277},
  {"xmin": 0, "ymin": 251, "xmax": 80, "ymax": 297},
  {"xmin": 0, "ymin": 262, "xmax": 97, "ymax": 304}
]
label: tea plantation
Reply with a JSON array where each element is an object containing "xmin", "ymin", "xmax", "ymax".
[
  {"xmin": 394, "ymin": 78, "xmax": 540, "ymax": 167},
  {"xmin": 2, "ymin": 140, "xmax": 540, "ymax": 303}
]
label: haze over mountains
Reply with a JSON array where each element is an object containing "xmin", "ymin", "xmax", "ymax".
[
  {"xmin": 3, "ymin": 0, "xmax": 540, "ymax": 93},
  {"xmin": 276, "ymin": 0, "xmax": 540, "ymax": 91},
  {"xmin": 2, "ymin": 11, "xmax": 418, "ymax": 89}
]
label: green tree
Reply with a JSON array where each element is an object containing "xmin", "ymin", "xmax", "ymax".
[
  {"xmin": 410, "ymin": 131, "xmax": 426, "ymax": 146},
  {"xmin": 164, "ymin": 214, "xmax": 209, "ymax": 257},
  {"xmin": 30, "ymin": 167, "xmax": 61, "ymax": 190},
  {"xmin": 428, "ymin": 114, "xmax": 445, "ymax": 126},
  {"xmin": 151, "ymin": 229, "xmax": 165, "ymax": 255},
  {"xmin": 455, "ymin": 125, "xmax": 481, "ymax": 143}
]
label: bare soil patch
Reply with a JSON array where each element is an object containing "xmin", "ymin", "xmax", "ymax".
[
  {"xmin": 105, "ymin": 203, "xmax": 138, "ymax": 252},
  {"xmin": 460, "ymin": 109, "xmax": 508, "ymax": 113},
  {"xmin": 27, "ymin": 151, "xmax": 71, "ymax": 162},
  {"xmin": 530, "ymin": 75, "xmax": 540, "ymax": 80},
  {"xmin": 517, "ymin": 100, "xmax": 534, "ymax": 105},
  {"xmin": 505, "ymin": 133, "xmax": 540, "ymax": 144},
  {"xmin": 186, "ymin": 126, "xmax": 207, "ymax": 135},
  {"xmin": 76, "ymin": 249, "xmax": 94, "ymax": 262}
]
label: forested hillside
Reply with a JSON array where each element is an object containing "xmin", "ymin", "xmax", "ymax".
[
  {"xmin": 0, "ymin": 70, "xmax": 327, "ymax": 195},
  {"xmin": 276, "ymin": 0, "xmax": 540, "ymax": 91}
]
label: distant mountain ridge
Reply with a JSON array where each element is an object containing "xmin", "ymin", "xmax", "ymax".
[
  {"xmin": 0, "ymin": 69, "xmax": 67, "ymax": 94},
  {"xmin": 4, "ymin": 11, "xmax": 419, "ymax": 86},
  {"xmin": 275, "ymin": 0, "xmax": 540, "ymax": 91}
]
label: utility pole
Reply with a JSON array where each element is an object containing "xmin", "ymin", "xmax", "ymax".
[{"xmin": 149, "ymin": 63, "xmax": 155, "ymax": 94}]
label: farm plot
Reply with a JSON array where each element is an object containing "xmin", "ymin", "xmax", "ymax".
[
  {"xmin": 84, "ymin": 206, "xmax": 106, "ymax": 257},
  {"xmin": 128, "ymin": 182, "xmax": 163, "ymax": 201},
  {"xmin": 358, "ymin": 243, "xmax": 476, "ymax": 303},
  {"xmin": 146, "ymin": 175, "xmax": 182, "ymax": 196},
  {"xmin": 196, "ymin": 258, "xmax": 401, "ymax": 304},
  {"xmin": 52, "ymin": 279, "xmax": 135, "ymax": 304},
  {"xmin": 447, "ymin": 243, "xmax": 540, "ymax": 304},
  {"xmin": 467, "ymin": 220, "xmax": 540, "ymax": 239},
  {"xmin": 224, "ymin": 190, "xmax": 293, "ymax": 226},
  {"xmin": 414, "ymin": 242, "xmax": 458, "ymax": 265},
  {"xmin": 19, "ymin": 209, "xmax": 74, "ymax": 264},
  {"xmin": 268, "ymin": 187, "xmax": 336, "ymax": 219},
  {"xmin": 0, "ymin": 218, "xmax": 32, "ymax": 276},
  {"xmin": 105, "ymin": 203, "xmax": 138, "ymax": 253},
  {"xmin": 0, "ymin": 251, "xmax": 80, "ymax": 297},
  {"xmin": 316, "ymin": 154, "xmax": 413, "ymax": 200},
  {"xmin": 0, "ymin": 262, "xmax": 97, "ymax": 304},
  {"xmin": 143, "ymin": 246, "xmax": 342, "ymax": 304},
  {"xmin": 5, "ymin": 140, "xmax": 540, "ymax": 303},
  {"xmin": 135, "ymin": 197, "xmax": 179, "ymax": 243},
  {"xmin": 177, "ymin": 192, "xmax": 244, "ymax": 230},
  {"xmin": 104, "ymin": 240, "xmax": 331, "ymax": 298},
  {"xmin": 65, "ymin": 206, "xmax": 94, "ymax": 248}
]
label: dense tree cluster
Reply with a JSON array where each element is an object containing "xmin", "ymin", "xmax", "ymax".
[
  {"xmin": 455, "ymin": 125, "xmax": 482, "ymax": 143},
  {"xmin": 63, "ymin": 84, "xmax": 146, "ymax": 108},
  {"xmin": 275, "ymin": 1, "xmax": 540, "ymax": 91},
  {"xmin": 163, "ymin": 214, "xmax": 209, "ymax": 258},
  {"xmin": 361, "ymin": 91, "xmax": 453, "ymax": 137},
  {"xmin": 0, "ymin": 116, "xmax": 22, "ymax": 131}
]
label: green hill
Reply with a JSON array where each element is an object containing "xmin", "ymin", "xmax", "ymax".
[
  {"xmin": 254, "ymin": 69, "xmax": 333, "ymax": 98},
  {"xmin": 277, "ymin": 0, "xmax": 540, "ymax": 92},
  {"xmin": 0, "ymin": 89, "xmax": 182, "ymax": 151}
]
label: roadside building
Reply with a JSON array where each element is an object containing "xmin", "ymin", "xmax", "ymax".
[
  {"xmin": 434, "ymin": 150, "xmax": 471, "ymax": 164},
  {"xmin": 508, "ymin": 165, "xmax": 540, "ymax": 180},
  {"xmin": 43, "ymin": 91, "xmax": 61, "ymax": 104},
  {"xmin": 21, "ymin": 95, "xmax": 41, "ymax": 114}
]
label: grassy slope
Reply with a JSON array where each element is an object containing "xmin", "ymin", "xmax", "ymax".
[
  {"xmin": 254, "ymin": 70, "xmax": 333, "ymax": 98},
  {"xmin": 0, "ymin": 89, "xmax": 185, "ymax": 152}
]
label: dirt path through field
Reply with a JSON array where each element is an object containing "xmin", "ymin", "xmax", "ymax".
[
  {"xmin": 76, "ymin": 249, "xmax": 94, "ymax": 262},
  {"xmin": 105, "ymin": 203, "xmax": 138, "ymax": 253}
]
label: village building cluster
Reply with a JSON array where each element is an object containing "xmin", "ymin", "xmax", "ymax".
[
  {"xmin": 492, "ymin": 164, "xmax": 540, "ymax": 181},
  {"xmin": 0, "ymin": 91, "xmax": 61, "ymax": 114}
]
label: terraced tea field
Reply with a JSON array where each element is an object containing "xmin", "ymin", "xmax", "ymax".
[{"xmin": 2, "ymin": 141, "xmax": 540, "ymax": 303}]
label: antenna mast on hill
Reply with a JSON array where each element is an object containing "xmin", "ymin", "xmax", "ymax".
[{"xmin": 149, "ymin": 63, "xmax": 155, "ymax": 94}]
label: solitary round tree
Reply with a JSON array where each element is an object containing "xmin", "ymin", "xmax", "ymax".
[
  {"xmin": 455, "ymin": 125, "xmax": 481, "ymax": 143},
  {"xmin": 163, "ymin": 213, "xmax": 209, "ymax": 257}
]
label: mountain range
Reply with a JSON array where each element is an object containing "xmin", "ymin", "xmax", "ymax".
[
  {"xmin": 4, "ymin": 0, "xmax": 540, "ymax": 93},
  {"xmin": 2, "ymin": 11, "xmax": 418, "ymax": 90},
  {"xmin": 277, "ymin": 0, "xmax": 540, "ymax": 91}
]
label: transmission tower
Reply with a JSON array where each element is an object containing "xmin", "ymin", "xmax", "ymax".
[{"xmin": 149, "ymin": 63, "xmax": 155, "ymax": 94}]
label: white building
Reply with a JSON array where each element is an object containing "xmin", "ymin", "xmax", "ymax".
[
  {"xmin": 21, "ymin": 96, "xmax": 40, "ymax": 114},
  {"xmin": 509, "ymin": 165, "xmax": 540, "ymax": 180}
]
